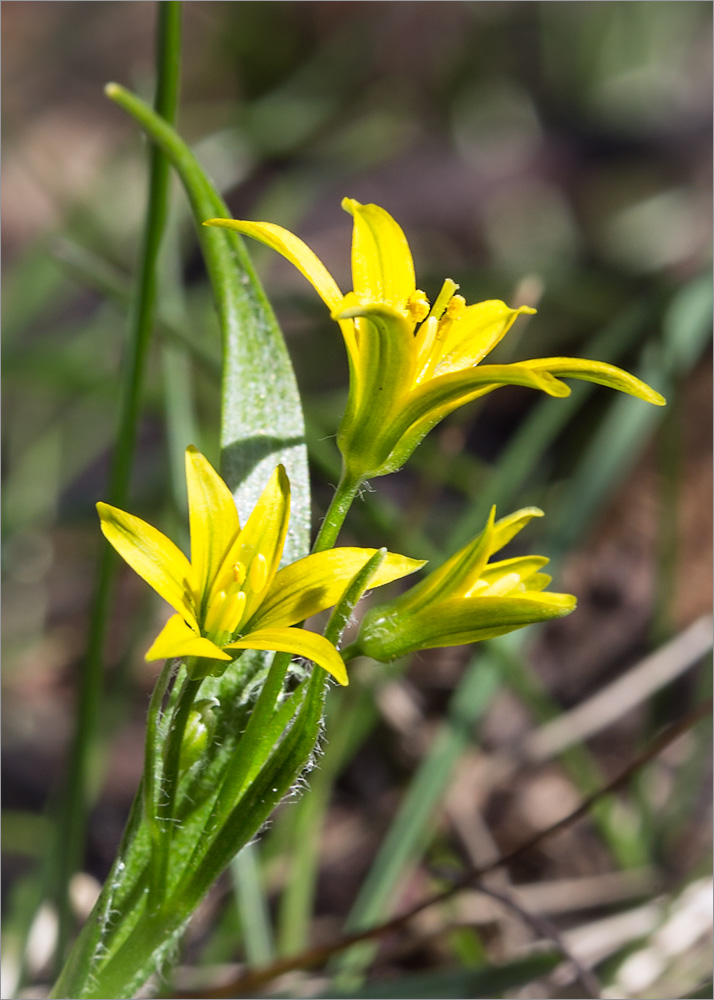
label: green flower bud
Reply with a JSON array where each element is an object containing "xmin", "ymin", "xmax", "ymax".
[
  {"xmin": 176, "ymin": 698, "xmax": 219, "ymax": 773},
  {"xmin": 353, "ymin": 507, "xmax": 576, "ymax": 662}
]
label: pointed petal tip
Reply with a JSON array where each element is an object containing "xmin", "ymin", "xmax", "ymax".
[
  {"xmin": 202, "ymin": 218, "xmax": 235, "ymax": 230},
  {"xmin": 273, "ymin": 463, "xmax": 291, "ymax": 496},
  {"xmin": 500, "ymin": 506, "xmax": 544, "ymax": 523}
]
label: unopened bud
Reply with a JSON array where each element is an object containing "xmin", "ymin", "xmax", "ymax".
[{"xmin": 176, "ymin": 698, "xmax": 219, "ymax": 773}]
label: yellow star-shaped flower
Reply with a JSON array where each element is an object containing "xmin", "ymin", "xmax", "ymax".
[
  {"xmin": 97, "ymin": 447, "xmax": 423, "ymax": 684},
  {"xmin": 205, "ymin": 199, "xmax": 665, "ymax": 480}
]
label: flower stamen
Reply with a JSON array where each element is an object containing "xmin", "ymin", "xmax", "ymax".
[
  {"xmin": 407, "ymin": 289, "xmax": 430, "ymax": 324},
  {"xmin": 249, "ymin": 553, "xmax": 268, "ymax": 594}
]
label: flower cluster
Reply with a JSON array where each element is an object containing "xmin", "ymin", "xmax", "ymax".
[{"xmin": 99, "ymin": 200, "xmax": 665, "ymax": 683}]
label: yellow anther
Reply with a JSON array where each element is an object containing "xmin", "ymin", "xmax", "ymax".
[
  {"xmin": 249, "ymin": 553, "xmax": 268, "ymax": 594},
  {"xmin": 407, "ymin": 290, "xmax": 430, "ymax": 323},
  {"xmin": 205, "ymin": 588, "xmax": 246, "ymax": 638},
  {"xmin": 233, "ymin": 561, "xmax": 247, "ymax": 586},
  {"xmin": 445, "ymin": 294, "xmax": 466, "ymax": 320},
  {"xmin": 224, "ymin": 589, "xmax": 246, "ymax": 633}
]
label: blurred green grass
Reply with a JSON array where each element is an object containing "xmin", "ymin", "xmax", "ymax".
[{"xmin": 2, "ymin": 3, "xmax": 711, "ymax": 998}]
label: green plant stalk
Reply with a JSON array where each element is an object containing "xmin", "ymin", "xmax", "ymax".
[
  {"xmin": 144, "ymin": 658, "xmax": 177, "ymax": 902},
  {"xmin": 51, "ymin": 2, "xmax": 182, "ymax": 966},
  {"xmin": 313, "ymin": 466, "xmax": 363, "ymax": 552},
  {"xmin": 151, "ymin": 674, "xmax": 203, "ymax": 908}
]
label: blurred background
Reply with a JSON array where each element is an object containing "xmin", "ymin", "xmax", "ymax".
[{"xmin": 2, "ymin": 3, "xmax": 712, "ymax": 998}]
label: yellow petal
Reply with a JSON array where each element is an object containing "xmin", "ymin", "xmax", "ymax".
[
  {"xmin": 377, "ymin": 366, "xmax": 570, "ymax": 476},
  {"xmin": 185, "ymin": 447, "xmax": 240, "ymax": 614},
  {"xmin": 202, "ymin": 218, "xmax": 344, "ymax": 312},
  {"xmin": 225, "ymin": 626, "xmax": 348, "ymax": 686},
  {"xmin": 411, "ymin": 507, "xmax": 496, "ymax": 608},
  {"xmin": 254, "ymin": 548, "xmax": 426, "ymax": 629},
  {"xmin": 219, "ymin": 465, "xmax": 291, "ymax": 623},
  {"xmin": 436, "ymin": 301, "xmax": 536, "ymax": 373},
  {"xmin": 97, "ymin": 502, "xmax": 198, "ymax": 629},
  {"xmin": 342, "ymin": 199, "xmax": 416, "ymax": 310},
  {"xmin": 490, "ymin": 508, "xmax": 544, "ymax": 554},
  {"xmin": 145, "ymin": 614, "xmax": 232, "ymax": 662},
  {"xmin": 473, "ymin": 556, "xmax": 550, "ymax": 595},
  {"xmin": 521, "ymin": 358, "xmax": 666, "ymax": 405},
  {"xmin": 332, "ymin": 299, "xmax": 419, "ymax": 473}
]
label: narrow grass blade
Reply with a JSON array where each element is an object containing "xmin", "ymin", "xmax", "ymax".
[{"xmin": 231, "ymin": 844, "xmax": 275, "ymax": 966}]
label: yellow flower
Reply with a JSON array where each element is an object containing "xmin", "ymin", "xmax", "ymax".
[
  {"xmin": 351, "ymin": 506, "xmax": 576, "ymax": 661},
  {"xmin": 204, "ymin": 200, "xmax": 665, "ymax": 480},
  {"xmin": 97, "ymin": 447, "xmax": 423, "ymax": 684}
]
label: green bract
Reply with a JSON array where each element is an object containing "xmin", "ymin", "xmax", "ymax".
[
  {"xmin": 204, "ymin": 199, "xmax": 665, "ymax": 481},
  {"xmin": 97, "ymin": 447, "xmax": 423, "ymax": 684},
  {"xmin": 352, "ymin": 507, "xmax": 577, "ymax": 661}
]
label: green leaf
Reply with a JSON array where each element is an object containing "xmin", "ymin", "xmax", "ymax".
[{"xmin": 105, "ymin": 83, "xmax": 310, "ymax": 564}]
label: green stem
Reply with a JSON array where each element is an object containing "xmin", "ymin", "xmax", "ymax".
[
  {"xmin": 52, "ymin": 0, "xmax": 182, "ymax": 966},
  {"xmin": 144, "ymin": 658, "xmax": 178, "ymax": 903},
  {"xmin": 152, "ymin": 674, "xmax": 202, "ymax": 909},
  {"xmin": 313, "ymin": 467, "xmax": 362, "ymax": 552},
  {"xmin": 208, "ymin": 651, "xmax": 293, "ymax": 835}
]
